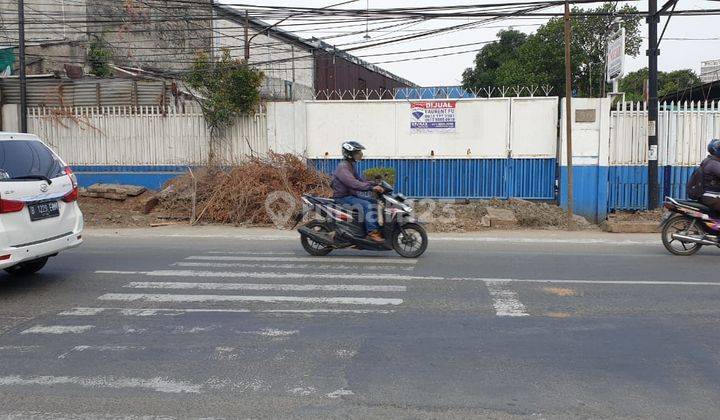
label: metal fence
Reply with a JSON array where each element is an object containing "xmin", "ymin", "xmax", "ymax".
[
  {"xmin": 608, "ymin": 100, "xmax": 720, "ymax": 210},
  {"xmin": 28, "ymin": 105, "xmax": 268, "ymax": 166}
]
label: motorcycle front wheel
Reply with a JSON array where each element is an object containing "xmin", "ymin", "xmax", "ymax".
[
  {"xmin": 661, "ymin": 215, "xmax": 703, "ymax": 256},
  {"xmin": 392, "ymin": 223, "xmax": 428, "ymax": 258}
]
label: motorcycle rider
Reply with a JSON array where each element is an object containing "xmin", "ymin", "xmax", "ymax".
[
  {"xmin": 331, "ymin": 141, "xmax": 385, "ymax": 243},
  {"xmin": 701, "ymin": 139, "xmax": 720, "ymax": 213}
]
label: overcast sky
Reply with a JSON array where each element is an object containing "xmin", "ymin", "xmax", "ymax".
[{"xmin": 231, "ymin": 0, "xmax": 719, "ymax": 86}]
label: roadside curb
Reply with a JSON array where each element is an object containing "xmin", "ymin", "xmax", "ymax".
[{"xmin": 84, "ymin": 227, "xmax": 659, "ymax": 246}]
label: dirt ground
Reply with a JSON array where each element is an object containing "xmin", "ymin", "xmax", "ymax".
[
  {"xmin": 79, "ymin": 193, "xmax": 170, "ymax": 227},
  {"xmin": 80, "ymin": 193, "xmax": 595, "ymax": 232},
  {"xmin": 607, "ymin": 209, "xmax": 664, "ymax": 223}
]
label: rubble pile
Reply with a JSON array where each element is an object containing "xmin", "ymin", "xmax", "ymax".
[{"xmin": 159, "ymin": 153, "xmax": 331, "ymax": 225}]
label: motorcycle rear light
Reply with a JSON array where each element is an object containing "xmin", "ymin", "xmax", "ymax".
[
  {"xmin": 0, "ymin": 198, "xmax": 24, "ymax": 213},
  {"xmin": 0, "ymin": 254, "xmax": 10, "ymax": 261}
]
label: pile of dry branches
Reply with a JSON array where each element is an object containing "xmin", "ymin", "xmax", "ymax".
[{"xmin": 159, "ymin": 153, "xmax": 330, "ymax": 225}]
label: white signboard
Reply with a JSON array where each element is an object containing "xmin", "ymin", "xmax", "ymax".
[
  {"xmin": 606, "ymin": 28, "xmax": 625, "ymax": 82},
  {"xmin": 410, "ymin": 101, "xmax": 456, "ymax": 132}
]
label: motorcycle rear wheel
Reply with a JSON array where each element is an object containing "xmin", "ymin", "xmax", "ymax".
[
  {"xmin": 300, "ymin": 220, "xmax": 334, "ymax": 256},
  {"xmin": 661, "ymin": 215, "xmax": 703, "ymax": 256},
  {"xmin": 392, "ymin": 223, "xmax": 428, "ymax": 258}
]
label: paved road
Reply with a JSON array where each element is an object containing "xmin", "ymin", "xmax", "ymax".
[{"xmin": 1, "ymin": 228, "xmax": 719, "ymax": 419}]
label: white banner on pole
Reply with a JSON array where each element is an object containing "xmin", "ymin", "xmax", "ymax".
[{"xmin": 606, "ymin": 28, "xmax": 625, "ymax": 82}]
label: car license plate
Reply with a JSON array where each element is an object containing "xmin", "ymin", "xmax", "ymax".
[{"xmin": 28, "ymin": 201, "xmax": 60, "ymax": 221}]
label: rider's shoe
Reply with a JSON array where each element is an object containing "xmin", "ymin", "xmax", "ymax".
[{"xmin": 367, "ymin": 230, "xmax": 384, "ymax": 243}]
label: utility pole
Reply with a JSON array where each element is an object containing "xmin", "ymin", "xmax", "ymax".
[
  {"xmin": 647, "ymin": 0, "xmax": 659, "ymax": 209},
  {"xmin": 563, "ymin": 0, "xmax": 574, "ymax": 222},
  {"xmin": 18, "ymin": 0, "xmax": 28, "ymax": 133},
  {"xmin": 244, "ymin": 10, "xmax": 250, "ymax": 61}
]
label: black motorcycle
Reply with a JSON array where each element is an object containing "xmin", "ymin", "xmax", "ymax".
[
  {"xmin": 294, "ymin": 181, "xmax": 428, "ymax": 258},
  {"xmin": 661, "ymin": 196, "xmax": 720, "ymax": 255}
]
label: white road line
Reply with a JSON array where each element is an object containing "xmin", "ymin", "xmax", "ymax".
[
  {"xmin": 173, "ymin": 261, "xmax": 416, "ymax": 271},
  {"xmin": 484, "ymin": 280, "xmax": 529, "ymax": 317},
  {"xmin": 59, "ymin": 307, "xmax": 394, "ymax": 316},
  {"xmin": 96, "ymin": 270, "xmax": 720, "ymax": 287},
  {"xmin": 0, "ymin": 375, "xmax": 201, "ymax": 394},
  {"xmin": 98, "ymin": 293, "xmax": 404, "ymax": 306},
  {"xmin": 20, "ymin": 325, "xmax": 94, "ymax": 335},
  {"xmin": 124, "ymin": 281, "xmax": 406, "ymax": 292},
  {"xmin": 185, "ymin": 255, "xmax": 418, "ymax": 264},
  {"xmin": 58, "ymin": 345, "xmax": 145, "ymax": 359},
  {"xmin": 97, "ymin": 269, "xmax": 439, "ymax": 281},
  {"xmin": 207, "ymin": 251, "xmax": 297, "ymax": 255},
  {"xmin": 466, "ymin": 278, "xmax": 720, "ymax": 286}
]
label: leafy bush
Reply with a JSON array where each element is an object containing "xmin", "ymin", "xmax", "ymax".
[
  {"xmin": 186, "ymin": 49, "xmax": 264, "ymax": 134},
  {"xmin": 88, "ymin": 37, "xmax": 112, "ymax": 77},
  {"xmin": 363, "ymin": 167, "xmax": 396, "ymax": 186}
]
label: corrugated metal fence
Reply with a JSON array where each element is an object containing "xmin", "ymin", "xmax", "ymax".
[
  {"xmin": 0, "ymin": 78, "xmax": 176, "ymax": 108},
  {"xmin": 608, "ymin": 100, "xmax": 720, "ymax": 210}
]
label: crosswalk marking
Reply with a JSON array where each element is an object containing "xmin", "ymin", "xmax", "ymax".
[
  {"xmin": 98, "ymin": 293, "xmax": 404, "ymax": 306},
  {"xmin": 96, "ymin": 269, "xmax": 440, "ymax": 281},
  {"xmin": 20, "ymin": 325, "xmax": 95, "ymax": 335},
  {"xmin": 484, "ymin": 280, "xmax": 529, "ymax": 317},
  {"xmin": 173, "ymin": 261, "xmax": 416, "ymax": 271},
  {"xmin": 124, "ymin": 281, "xmax": 406, "ymax": 292},
  {"xmin": 0, "ymin": 375, "xmax": 202, "ymax": 394},
  {"xmin": 59, "ymin": 307, "xmax": 394, "ymax": 316},
  {"xmin": 185, "ymin": 255, "xmax": 418, "ymax": 264}
]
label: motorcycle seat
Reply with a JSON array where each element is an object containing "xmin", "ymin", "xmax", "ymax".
[
  {"xmin": 306, "ymin": 195, "xmax": 361, "ymax": 219},
  {"xmin": 677, "ymin": 200, "xmax": 713, "ymax": 213}
]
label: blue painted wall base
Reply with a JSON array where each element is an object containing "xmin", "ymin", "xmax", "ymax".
[
  {"xmin": 560, "ymin": 166, "xmax": 608, "ymax": 223},
  {"xmin": 73, "ymin": 165, "xmax": 188, "ymax": 191},
  {"xmin": 310, "ymin": 158, "xmax": 556, "ymax": 200}
]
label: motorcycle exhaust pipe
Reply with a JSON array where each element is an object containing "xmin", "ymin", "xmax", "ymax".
[
  {"xmin": 671, "ymin": 233, "xmax": 717, "ymax": 246},
  {"xmin": 298, "ymin": 226, "xmax": 335, "ymax": 247}
]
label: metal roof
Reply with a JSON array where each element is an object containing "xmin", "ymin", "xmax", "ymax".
[{"xmin": 212, "ymin": 4, "xmax": 417, "ymax": 88}]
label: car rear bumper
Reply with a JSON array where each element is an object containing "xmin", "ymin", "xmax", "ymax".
[{"xmin": 0, "ymin": 230, "xmax": 83, "ymax": 269}]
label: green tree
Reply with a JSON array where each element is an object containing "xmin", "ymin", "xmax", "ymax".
[
  {"xmin": 461, "ymin": 29, "xmax": 527, "ymax": 89},
  {"xmin": 186, "ymin": 49, "xmax": 264, "ymax": 132},
  {"xmin": 620, "ymin": 68, "xmax": 701, "ymax": 102},
  {"xmin": 186, "ymin": 49, "xmax": 264, "ymax": 162},
  {"xmin": 462, "ymin": 2, "xmax": 642, "ymax": 97}
]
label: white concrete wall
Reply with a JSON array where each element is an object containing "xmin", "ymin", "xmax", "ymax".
[
  {"xmin": 560, "ymin": 98, "xmax": 612, "ymax": 166},
  {"xmin": 302, "ymin": 98, "xmax": 558, "ymax": 159}
]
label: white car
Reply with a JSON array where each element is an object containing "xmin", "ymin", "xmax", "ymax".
[{"xmin": 0, "ymin": 132, "xmax": 83, "ymax": 275}]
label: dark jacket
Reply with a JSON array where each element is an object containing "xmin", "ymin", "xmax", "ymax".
[
  {"xmin": 331, "ymin": 160, "xmax": 372, "ymax": 198},
  {"xmin": 702, "ymin": 155, "xmax": 720, "ymax": 193}
]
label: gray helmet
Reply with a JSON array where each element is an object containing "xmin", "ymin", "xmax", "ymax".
[
  {"xmin": 709, "ymin": 139, "xmax": 720, "ymax": 158},
  {"xmin": 341, "ymin": 141, "xmax": 365, "ymax": 160}
]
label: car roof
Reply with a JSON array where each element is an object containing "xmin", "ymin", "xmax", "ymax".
[{"xmin": 0, "ymin": 132, "xmax": 42, "ymax": 141}]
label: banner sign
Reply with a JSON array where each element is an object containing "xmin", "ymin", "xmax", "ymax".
[
  {"xmin": 0, "ymin": 47, "xmax": 14, "ymax": 78},
  {"xmin": 410, "ymin": 101, "xmax": 456, "ymax": 132},
  {"xmin": 606, "ymin": 28, "xmax": 625, "ymax": 82}
]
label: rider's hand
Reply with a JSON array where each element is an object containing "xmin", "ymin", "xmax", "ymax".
[{"xmin": 372, "ymin": 185, "xmax": 384, "ymax": 194}]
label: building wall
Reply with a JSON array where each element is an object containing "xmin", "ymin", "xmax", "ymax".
[
  {"xmin": 0, "ymin": 0, "xmax": 88, "ymax": 74},
  {"xmin": 700, "ymin": 59, "xmax": 720, "ymax": 84},
  {"xmin": 213, "ymin": 18, "xmax": 314, "ymax": 100},
  {"xmin": 86, "ymin": 0, "xmax": 213, "ymax": 73},
  {"xmin": 314, "ymin": 50, "xmax": 412, "ymax": 95}
]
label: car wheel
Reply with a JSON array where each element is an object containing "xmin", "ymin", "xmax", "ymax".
[{"xmin": 4, "ymin": 256, "xmax": 49, "ymax": 276}]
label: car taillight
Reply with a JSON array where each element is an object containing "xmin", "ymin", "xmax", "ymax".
[
  {"xmin": 62, "ymin": 167, "xmax": 79, "ymax": 203},
  {"xmin": 0, "ymin": 198, "xmax": 24, "ymax": 213}
]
